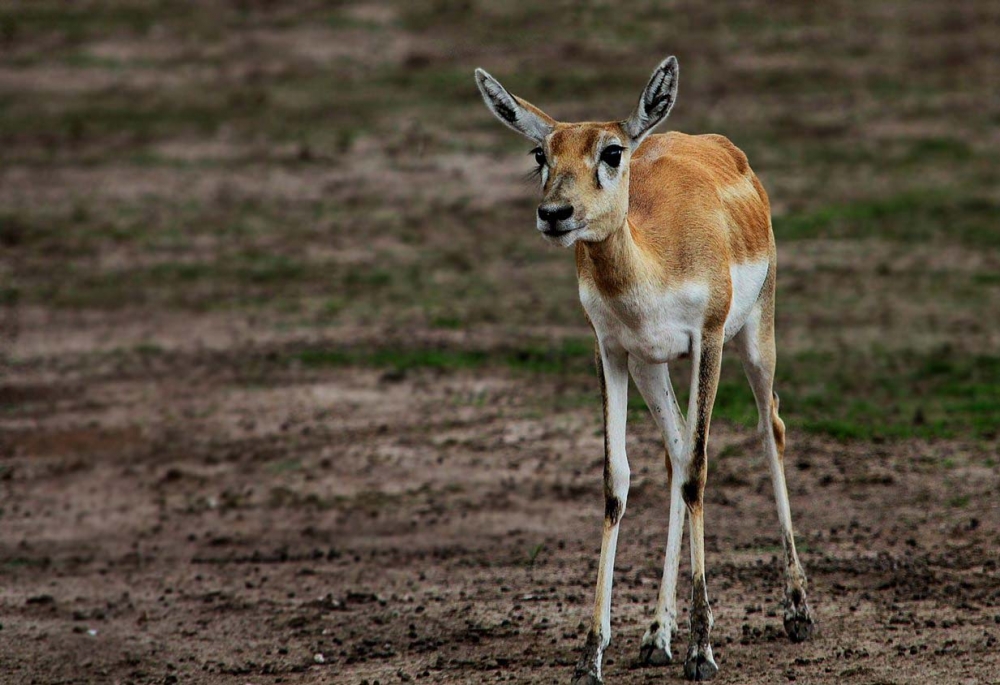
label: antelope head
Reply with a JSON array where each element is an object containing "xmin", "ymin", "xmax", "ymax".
[{"xmin": 474, "ymin": 57, "xmax": 679, "ymax": 247}]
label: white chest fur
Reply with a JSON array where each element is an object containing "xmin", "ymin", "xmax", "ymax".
[
  {"xmin": 581, "ymin": 280, "xmax": 708, "ymax": 364},
  {"xmin": 580, "ymin": 260, "xmax": 769, "ymax": 363}
]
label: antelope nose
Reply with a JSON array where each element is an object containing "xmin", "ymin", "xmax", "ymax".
[{"xmin": 537, "ymin": 204, "xmax": 573, "ymax": 223}]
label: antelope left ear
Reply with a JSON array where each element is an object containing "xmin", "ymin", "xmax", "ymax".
[
  {"xmin": 475, "ymin": 68, "xmax": 556, "ymax": 143},
  {"xmin": 622, "ymin": 56, "xmax": 679, "ymax": 147}
]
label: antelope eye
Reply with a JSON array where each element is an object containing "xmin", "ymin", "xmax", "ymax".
[
  {"xmin": 600, "ymin": 145, "xmax": 623, "ymax": 168},
  {"xmin": 532, "ymin": 147, "xmax": 546, "ymax": 166}
]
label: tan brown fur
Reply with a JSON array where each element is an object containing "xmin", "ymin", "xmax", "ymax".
[
  {"xmin": 575, "ymin": 131, "xmax": 772, "ymax": 290},
  {"xmin": 475, "ymin": 59, "xmax": 814, "ymax": 683},
  {"xmin": 566, "ymin": 129, "xmax": 771, "ymax": 343},
  {"xmin": 515, "ymin": 95, "xmax": 557, "ymax": 129},
  {"xmin": 772, "ymin": 397, "xmax": 786, "ymax": 457}
]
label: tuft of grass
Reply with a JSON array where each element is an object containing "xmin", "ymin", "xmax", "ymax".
[
  {"xmin": 903, "ymin": 137, "xmax": 974, "ymax": 163},
  {"xmin": 267, "ymin": 458, "xmax": 302, "ymax": 474},
  {"xmin": 2, "ymin": 556, "xmax": 51, "ymax": 569},
  {"xmin": 0, "ymin": 3, "xmax": 161, "ymax": 42},
  {"xmin": 0, "ymin": 286, "xmax": 19, "ymax": 306},
  {"xmin": 294, "ymin": 337, "xmax": 595, "ymax": 376},
  {"xmin": 948, "ymin": 494, "xmax": 971, "ymax": 508},
  {"xmin": 776, "ymin": 193, "xmax": 1000, "ymax": 248},
  {"xmin": 293, "ymin": 340, "xmax": 1000, "ymax": 441}
]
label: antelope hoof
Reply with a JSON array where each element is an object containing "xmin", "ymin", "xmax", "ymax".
[
  {"xmin": 683, "ymin": 645, "xmax": 718, "ymax": 681},
  {"xmin": 639, "ymin": 643, "xmax": 672, "ymax": 666},
  {"xmin": 638, "ymin": 622, "xmax": 672, "ymax": 666},
  {"xmin": 784, "ymin": 603, "xmax": 815, "ymax": 643},
  {"xmin": 572, "ymin": 630, "xmax": 604, "ymax": 685},
  {"xmin": 570, "ymin": 671, "xmax": 602, "ymax": 685}
]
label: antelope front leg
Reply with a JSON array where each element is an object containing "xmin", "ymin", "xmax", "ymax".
[
  {"xmin": 573, "ymin": 344, "xmax": 630, "ymax": 685},
  {"xmin": 682, "ymin": 332, "xmax": 723, "ymax": 681},
  {"xmin": 630, "ymin": 358, "xmax": 687, "ymax": 666}
]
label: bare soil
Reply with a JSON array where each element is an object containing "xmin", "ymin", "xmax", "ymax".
[
  {"xmin": 2, "ymin": 2, "xmax": 1000, "ymax": 684},
  {"xmin": 3, "ymin": 325, "xmax": 999, "ymax": 684}
]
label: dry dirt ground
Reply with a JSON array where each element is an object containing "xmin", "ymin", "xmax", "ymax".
[{"xmin": 2, "ymin": 2, "xmax": 1000, "ymax": 684}]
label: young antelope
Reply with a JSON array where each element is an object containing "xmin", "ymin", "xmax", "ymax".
[{"xmin": 474, "ymin": 56, "xmax": 815, "ymax": 682}]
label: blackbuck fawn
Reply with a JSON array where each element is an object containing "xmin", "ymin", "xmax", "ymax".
[{"xmin": 474, "ymin": 56, "xmax": 814, "ymax": 682}]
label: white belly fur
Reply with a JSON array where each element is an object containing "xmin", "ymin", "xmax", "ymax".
[
  {"xmin": 581, "ymin": 259, "xmax": 769, "ymax": 363},
  {"xmin": 723, "ymin": 259, "xmax": 769, "ymax": 341}
]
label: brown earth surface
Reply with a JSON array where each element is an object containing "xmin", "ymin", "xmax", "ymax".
[
  {"xmin": 2, "ymin": 1, "xmax": 1000, "ymax": 684},
  {"xmin": 2, "ymin": 334, "xmax": 999, "ymax": 684}
]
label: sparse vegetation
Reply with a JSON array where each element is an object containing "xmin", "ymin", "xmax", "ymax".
[
  {"xmin": 2, "ymin": 2, "xmax": 999, "ymax": 682},
  {"xmin": 776, "ymin": 193, "xmax": 1000, "ymax": 248},
  {"xmin": 288, "ymin": 341, "xmax": 1000, "ymax": 441}
]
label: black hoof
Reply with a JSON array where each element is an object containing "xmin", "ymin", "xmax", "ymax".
[
  {"xmin": 784, "ymin": 608, "xmax": 815, "ymax": 643},
  {"xmin": 638, "ymin": 643, "xmax": 672, "ymax": 666},
  {"xmin": 573, "ymin": 629, "xmax": 604, "ymax": 684},
  {"xmin": 571, "ymin": 670, "xmax": 602, "ymax": 685},
  {"xmin": 683, "ymin": 652, "xmax": 718, "ymax": 681}
]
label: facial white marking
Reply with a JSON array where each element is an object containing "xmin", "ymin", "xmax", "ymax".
[
  {"xmin": 596, "ymin": 159, "xmax": 616, "ymax": 189},
  {"xmin": 595, "ymin": 136, "xmax": 624, "ymax": 188}
]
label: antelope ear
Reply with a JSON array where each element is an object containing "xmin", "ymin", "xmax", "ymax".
[
  {"xmin": 475, "ymin": 68, "xmax": 556, "ymax": 143},
  {"xmin": 622, "ymin": 56, "xmax": 679, "ymax": 146}
]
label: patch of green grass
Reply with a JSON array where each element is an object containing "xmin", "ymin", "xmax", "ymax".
[
  {"xmin": 294, "ymin": 337, "xmax": 595, "ymax": 376},
  {"xmin": 430, "ymin": 314, "xmax": 465, "ymax": 329},
  {"xmin": 779, "ymin": 348, "xmax": 1000, "ymax": 440},
  {"xmin": 746, "ymin": 540, "xmax": 814, "ymax": 555},
  {"xmin": 904, "ymin": 137, "xmax": 974, "ymax": 163},
  {"xmin": 0, "ymin": 1, "xmax": 317, "ymax": 48},
  {"xmin": 775, "ymin": 192, "xmax": 1000, "ymax": 248},
  {"xmin": 948, "ymin": 494, "xmax": 971, "ymax": 508},
  {"xmin": 1, "ymin": 556, "xmax": 51, "ymax": 570},
  {"xmin": 0, "ymin": 286, "xmax": 19, "ymax": 306},
  {"xmin": 0, "ymin": 205, "xmax": 157, "ymax": 257},
  {"xmin": 294, "ymin": 340, "xmax": 1000, "ymax": 441},
  {"xmin": 236, "ymin": 253, "xmax": 307, "ymax": 285},
  {"xmin": 0, "ymin": 3, "xmax": 162, "ymax": 42},
  {"xmin": 22, "ymin": 249, "xmax": 317, "ymax": 310},
  {"xmin": 133, "ymin": 342, "xmax": 163, "ymax": 356},
  {"xmin": 267, "ymin": 458, "xmax": 302, "ymax": 474},
  {"xmin": 0, "ymin": 94, "xmax": 227, "ymax": 142},
  {"xmin": 526, "ymin": 543, "xmax": 545, "ymax": 566}
]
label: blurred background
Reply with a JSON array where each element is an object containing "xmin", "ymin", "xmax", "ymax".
[{"xmin": 1, "ymin": 1, "xmax": 998, "ymax": 683}]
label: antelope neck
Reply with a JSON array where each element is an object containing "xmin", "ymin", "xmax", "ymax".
[{"xmin": 582, "ymin": 217, "xmax": 648, "ymax": 296}]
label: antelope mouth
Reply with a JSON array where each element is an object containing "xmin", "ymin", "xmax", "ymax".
[
  {"xmin": 539, "ymin": 221, "xmax": 586, "ymax": 240},
  {"xmin": 542, "ymin": 226, "xmax": 575, "ymax": 238}
]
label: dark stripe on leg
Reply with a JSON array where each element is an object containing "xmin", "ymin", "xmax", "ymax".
[
  {"xmin": 690, "ymin": 576, "xmax": 711, "ymax": 645},
  {"xmin": 689, "ymin": 341, "xmax": 720, "ymax": 484},
  {"xmin": 605, "ymin": 495, "xmax": 624, "ymax": 526},
  {"xmin": 597, "ymin": 347, "xmax": 624, "ymax": 526},
  {"xmin": 681, "ymin": 479, "xmax": 700, "ymax": 509}
]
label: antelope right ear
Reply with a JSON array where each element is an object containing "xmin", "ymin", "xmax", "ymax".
[
  {"xmin": 475, "ymin": 68, "xmax": 556, "ymax": 143},
  {"xmin": 622, "ymin": 56, "xmax": 679, "ymax": 146}
]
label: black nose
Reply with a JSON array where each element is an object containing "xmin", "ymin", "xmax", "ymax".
[{"xmin": 537, "ymin": 204, "xmax": 573, "ymax": 223}]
